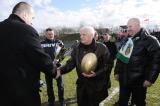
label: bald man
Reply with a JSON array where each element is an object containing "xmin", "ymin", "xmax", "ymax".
[
  {"xmin": 57, "ymin": 26, "xmax": 111, "ymax": 106},
  {"xmin": 0, "ymin": 2, "xmax": 57, "ymax": 106},
  {"xmin": 114, "ymin": 18, "xmax": 160, "ymax": 106}
]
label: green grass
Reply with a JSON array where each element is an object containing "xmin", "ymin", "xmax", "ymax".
[
  {"xmin": 100, "ymin": 71, "xmax": 160, "ymax": 106},
  {"xmin": 40, "ymin": 56, "xmax": 78, "ymax": 106},
  {"xmin": 40, "ymin": 59, "xmax": 160, "ymax": 106},
  {"xmin": 40, "ymin": 70, "xmax": 77, "ymax": 106}
]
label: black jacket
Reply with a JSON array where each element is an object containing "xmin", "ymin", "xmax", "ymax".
[
  {"xmin": 41, "ymin": 39, "xmax": 64, "ymax": 61},
  {"xmin": 60, "ymin": 40, "xmax": 110, "ymax": 91},
  {"xmin": 103, "ymin": 41, "xmax": 117, "ymax": 62},
  {"xmin": 103, "ymin": 41, "xmax": 117, "ymax": 74},
  {"xmin": 0, "ymin": 14, "xmax": 56, "ymax": 106},
  {"xmin": 115, "ymin": 28, "xmax": 160, "ymax": 87}
]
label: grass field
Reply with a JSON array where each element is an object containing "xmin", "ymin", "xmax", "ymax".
[{"xmin": 40, "ymin": 58, "xmax": 160, "ymax": 106}]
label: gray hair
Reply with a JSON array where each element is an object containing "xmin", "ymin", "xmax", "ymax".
[
  {"xmin": 80, "ymin": 26, "xmax": 95, "ymax": 37},
  {"xmin": 128, "ymin": 18, "xmax": 141, "ymax": 26}
]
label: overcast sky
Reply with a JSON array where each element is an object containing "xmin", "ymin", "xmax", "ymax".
[{"xmin": 0, "ymin": 0, "xmax": 159, "ymax": 32}]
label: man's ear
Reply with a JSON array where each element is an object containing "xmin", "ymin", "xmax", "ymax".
[{"xmin": 20, "ymin": 11, "xmax": 27, "ymax": 23}]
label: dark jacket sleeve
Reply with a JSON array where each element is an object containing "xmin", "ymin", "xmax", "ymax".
[
  {"xmin": 145, "ymin": 36, "xmax": 160, "ymax": 83},
  {"xmin": 22, "ymin": 27, "xmax": 57, "ymax": 77},
  {"xmin": 114, "ymin": 59, "xmax": 123, "ymax": 75},
  {"xmin": 60, "ymin": 47, "xmax": 76, "ymax": 74},
  {"xmin": 112, "ymin": 43, "xmax": 118, "ymax": 60},
  {"xmin": 95, "ymin": 44, "xmax": 110, "ymax": 77}
]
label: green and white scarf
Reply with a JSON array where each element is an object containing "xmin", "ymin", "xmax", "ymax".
[{"xmin": 116, "ymin": 38, "xmax": 134, "ymax": 63}]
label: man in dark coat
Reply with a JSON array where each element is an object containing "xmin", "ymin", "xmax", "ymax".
[
  {"xmin": 103, "ymin": 33, "xmax": 117, "ymax": 88},
  {"xmin": 41, "ymin": 28, "xmax": 65, "ymax": 106},
  {"xmin": 57, "ymin": 26, "xmax": 111, "ymax": 106},
  {"xmin": 0, "ymin": 2, "xmax": 57, "ymax": 106},
  {"xmin": 114, "ymin": 18, "xmax": 160, "ymax": 106}
]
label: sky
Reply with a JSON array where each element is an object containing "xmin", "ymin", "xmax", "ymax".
[{"xmin": 0, "ymin": 0, "xmax": 159, "ymax": 32}]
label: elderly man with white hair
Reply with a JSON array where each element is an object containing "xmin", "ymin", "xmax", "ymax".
[
  {"xmin": 114, "ymin": 18, "xmax": 160, "ymax": 106},
  {"xmin": 57, "ymin": 26, "xmax": 111, "ymax": 106}
]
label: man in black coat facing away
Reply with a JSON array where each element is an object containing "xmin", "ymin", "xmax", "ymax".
[{"xmin": 0, "ymin": 2, "xmax": 57, "ymax": 106}]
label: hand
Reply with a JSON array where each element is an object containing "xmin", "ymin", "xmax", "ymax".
[
  {"xmin": 53, "ymin": 59, "xmax": 59, "ymax": 64},
  {"xmin": 114, "ymin": 74, "xmax": 119, "ymax": 81},
  {"xmin": 82, "ymin": 71, "xmax": 96, "ymax": 78},
  {"xmin": 143, "ymin": 80, "xmax": 152, "ymax": 88},
  {"xmin": 55, "ymin": 68, "xmax": 61, "ymax": 79}
]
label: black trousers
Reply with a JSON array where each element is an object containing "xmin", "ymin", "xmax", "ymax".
[
  {"xmin": 45, "ymin": 75, "xmax": 64, "ymax": 106},
  {"xmin": 119, "ymin": 84, "xmax": 147, "ymax": 106},
  {"xmin": 76, "ymin": 84, "xmax": 108, "ymax": 106}
]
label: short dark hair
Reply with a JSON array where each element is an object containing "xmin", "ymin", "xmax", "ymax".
[
  {"xmin": 12, "ymin": 2, "xmax": 30, "ymax": 14},
  {"xmin": 45, "ymin": 28, "xmax": 53, "ymax": 32}
]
